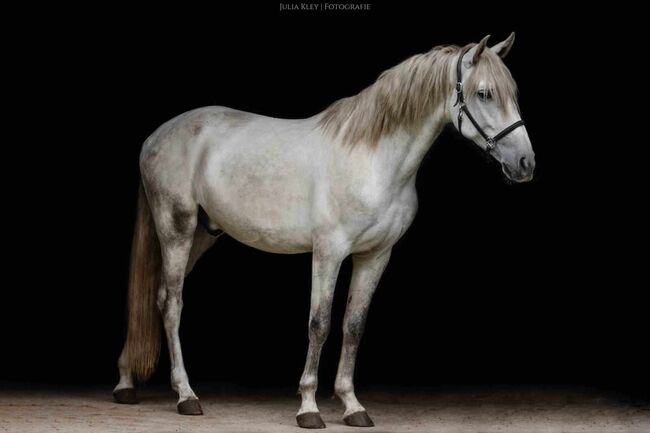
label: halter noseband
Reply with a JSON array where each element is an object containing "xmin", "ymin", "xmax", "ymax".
[{"xmin": 453, "ymin": 48, "xmax": 525, "ymax": 152}]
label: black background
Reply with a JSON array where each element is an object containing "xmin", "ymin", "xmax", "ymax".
[{"xmin": 5, "ymin": 3, "xmax": 647, "ymax": 397}]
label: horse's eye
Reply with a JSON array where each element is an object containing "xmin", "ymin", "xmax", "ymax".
[{"xmin": 478, "ymin": 90, "xmax": 492, "ymax": 101}]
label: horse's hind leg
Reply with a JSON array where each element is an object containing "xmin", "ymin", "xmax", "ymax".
[
  {"xmin": 185, "ymin": 225, "xmax": 218, "ymax": 277},
  {"xmin": 153, "ymin": 199, "xmax": 204, "ymax": 415},
  {"xmin": 114, "ymin": 349, "xmax": 137, "ymax": 403}
]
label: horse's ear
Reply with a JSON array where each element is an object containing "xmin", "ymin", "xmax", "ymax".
[
  {"xmin": 463, "ymin": 35, "xmax": 490, "ymax": 68},
  {"xmin": 491, "ymin": 32, "xmax": 515, "ymax": 58}
]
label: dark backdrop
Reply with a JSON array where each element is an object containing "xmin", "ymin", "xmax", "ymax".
[{"xmin": 5, "ymin": 3, "xmax": 647, "ymax": 396}]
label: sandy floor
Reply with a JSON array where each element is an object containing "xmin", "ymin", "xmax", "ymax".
[{"xmin": 0, "ymin": 383, "xmax": 648, "ymax": 433}]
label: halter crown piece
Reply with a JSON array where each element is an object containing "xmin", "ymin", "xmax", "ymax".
[{"xmin": 453, "ymin": 47, "xmax": 525, "ymax": 152}]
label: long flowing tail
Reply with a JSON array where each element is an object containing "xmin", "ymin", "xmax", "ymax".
[{"xmin": 124, "ymin": 183, "xmax": 162, "ymax": 381}]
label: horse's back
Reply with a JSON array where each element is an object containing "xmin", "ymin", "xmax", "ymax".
[
  {"xmin": 197, "ymin": 108, "xmax": 321, "ymax": 253},
  {"xmin": 140, "ymin": 106, "xmax": 316, "ymax": 187},
  {"xmin": 139, "ymin": 106, "xmax": 321, "ymax": 253}
]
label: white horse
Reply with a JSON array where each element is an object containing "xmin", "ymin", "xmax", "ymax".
[{"xmin": 113, "ymin": 33, "xmax": 534, "ymax": 429}]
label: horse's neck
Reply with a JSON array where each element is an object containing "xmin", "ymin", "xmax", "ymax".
[{"xmin": 374, "ymin": 108, "xmax": 448, "ymax": 184}]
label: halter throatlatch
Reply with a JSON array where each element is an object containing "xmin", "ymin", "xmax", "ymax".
[{"xmin": 453, "ymin": 47, "xmax": 525, "ymax": 152}]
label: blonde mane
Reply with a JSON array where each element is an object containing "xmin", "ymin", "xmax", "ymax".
[{"xmin": 318, "ymin": 43, "xmax": 518, "ymax": 147}]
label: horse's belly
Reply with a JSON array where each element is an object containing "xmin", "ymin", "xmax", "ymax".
[
  {"xmin": 196, "ymin": 128, "xmax": 319, "ymax": 253},
  {"xmin": 218, "ymin": 210, "xmax": 313, "ymax": 254},
  {"xmin": 201, "ymin": 174, "xmax": 314, "ymax": 254},
  {"xmin": 229, "ymin": 230, "xmax": 311, "ymax": 254}
]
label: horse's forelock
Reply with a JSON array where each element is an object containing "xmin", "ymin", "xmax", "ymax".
[{"xmin": 464, "ymin": 47, "xmax": 519, "ymax": 112}]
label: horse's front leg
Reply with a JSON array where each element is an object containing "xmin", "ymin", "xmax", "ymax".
[
  {"xmin": 297, "ymin": 244, "xmax": 347, "ymax": 429},
  {"xmin": 335, "ymin": 248, "xmax": 391, "ymax": 427}
]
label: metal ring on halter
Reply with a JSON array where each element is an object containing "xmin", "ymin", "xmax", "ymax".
[{"xmin": 486, "ymin": 139, "xmax": 496, "ymax": 151}]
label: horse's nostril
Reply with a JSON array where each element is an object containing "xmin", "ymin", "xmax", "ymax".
[{"xmin": 519, "ymin": 156, "xmax": 528, "ymax": 170}]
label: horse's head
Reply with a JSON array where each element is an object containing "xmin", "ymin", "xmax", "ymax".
[{"xmin": 448, "ymin": 33, "xmax": 535, "ymax": 183}]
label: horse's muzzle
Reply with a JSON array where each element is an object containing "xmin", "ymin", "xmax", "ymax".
[{"xmin": 502, "ymin": 162, "xmax": 534, "ymax": 183}]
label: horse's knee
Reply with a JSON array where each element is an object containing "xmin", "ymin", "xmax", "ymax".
[
  {"xmin": 309, "ymin": 315, "xmax": 330, "ymax": 344},
  {"xmin": 343, "ymin": 314, "xmax": 365, "ymax": 344}
]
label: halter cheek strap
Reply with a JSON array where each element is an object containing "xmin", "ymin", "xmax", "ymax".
[{"xmin": 453, "ymin": 48, "xmax": 525, "ymax": 152}]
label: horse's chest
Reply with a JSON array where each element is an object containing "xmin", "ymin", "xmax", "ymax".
[{"xmin": 348, "ymin": 190, "xmax": 417, "ymax": 253}]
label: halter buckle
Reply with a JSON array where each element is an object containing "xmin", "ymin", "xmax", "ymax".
[
  {"xmin": 453, "ymin": 82, "xmax": 463, "ymax": 107},
  {"xmin": 486, "ymin": 138, "xmax": 496, "ymax": 151}
]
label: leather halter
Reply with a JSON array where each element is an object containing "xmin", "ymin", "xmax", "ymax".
[{"xmin": 453, "ymin": 48, "xmax": 525, "ymax": 152}]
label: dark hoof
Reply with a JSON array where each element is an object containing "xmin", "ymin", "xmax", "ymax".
[
  {"xmin": 344, "ymin": 411, "xmax": 374, "ymax": 427},
  {"xmin": 177, "ymin": 398, "xmax": 203, "ymax": 415},
  {"xmin": 113, "ymin": 388, "xmax": 138, "ymax": 404},
  {"xmin": 296, "ymin": 412, "xmax": 326, "ymax": 429}
]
